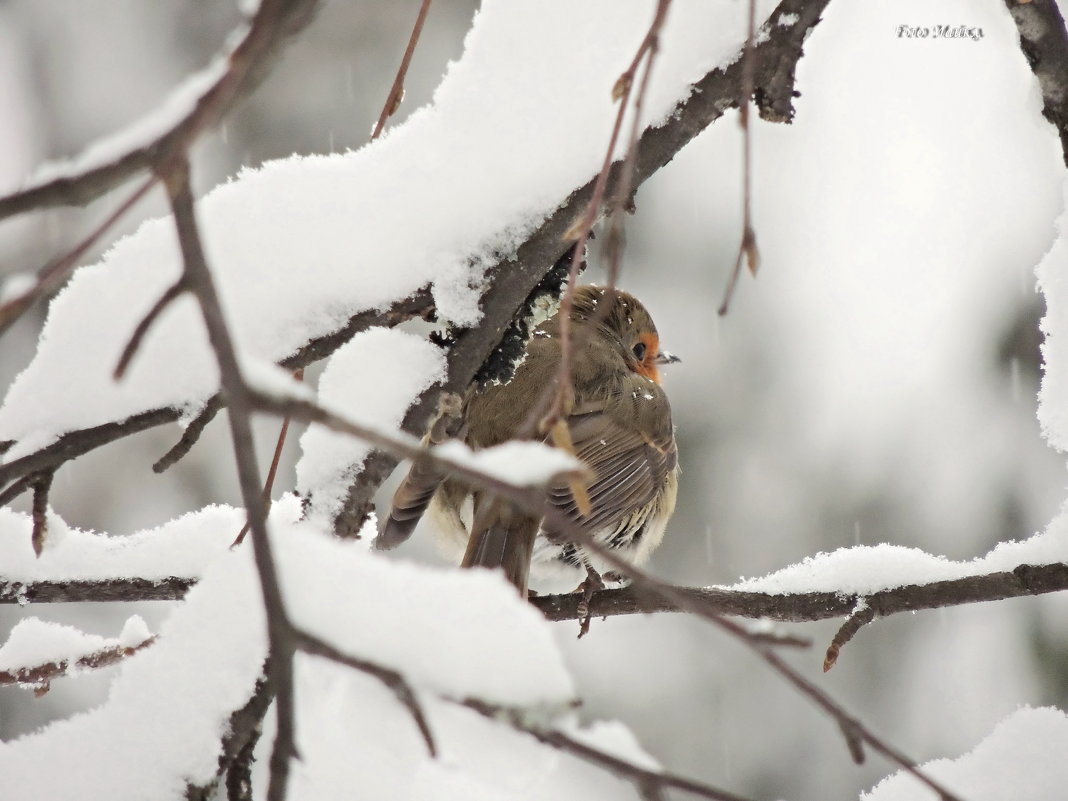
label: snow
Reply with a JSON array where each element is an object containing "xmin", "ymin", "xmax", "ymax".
[
  {"xmin": 117, "ymin": 615, "xmax": 152, "ymax": 649},
  {"xmin": 729, "ymin": 515, "xmax": 1068, "ymax": 594},
  {"xmin": 434, "ymin": 441, "xmax": 583, "ymax": 487},
  {"xmin": 1036, "ymin": 178, "xmax": 1068, "ymax": 453},
  {"xmin": 0, "ymin": 494, "xmax": 671, "ymax": 799},
  {"xmin": 0, "ymin": 0, "xmax": 779, "ymax": 461},
  {"xmin": 861, "ymin": 707, "xmax": 1068, "ymax": 801},
  {"xmin": 0, "ymin": 615, "xmax": 151, "ymax": 674},
  {"xmin": 0, "ymin": 617, "xmax": 109, "ymax": 671},
  {"xmin": 0, "ymin": 505, "xmax": 240, "ymax": 584},
  {"xmin": 297, "ymin": 327, "xmax": 445, "ymax": 525},
  {"xmin": 273, "ymin": 495, "xmax": 574, "ymax": 705},
  {"xmin": 1, "ymin": 1, "xmax": 1066, "ymax": 798}
]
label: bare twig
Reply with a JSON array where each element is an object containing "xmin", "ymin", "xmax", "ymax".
[
  {"xmin": 114, "ymin": 278, "xmax": 188, "ymax": 379},
  {"xmin": 461, "ymin": 698, "xmax": 755, "ymax": 801},
  {"xmin": 29, "ymin": 470, "xmax": 53, "ymax": 557},
  {"xmin": 371, "ymin": 0, "xmax": 434, "ymax": 140},
  {"xmin": 718, "ymin": 0, "xmax": 760, "ymax": 316},
  {"xmin": 292, "ymin": 627, "xmax": 436, "ymax": 757},
  {"xmin": 153, "ymin": 396, "xmax": 224, "ymax": 473},
  {"xmin": 161, "ymin": 155, "xmax": 296, "ymax": 801},
  {"xmin": 824, "ymin": 600, "xmax": 875, "ymax": 671},
  {"xmin": 233, "ymin": 368, "xmax": 304, "ymax": 547},
  {"xmin": 0, "ymin": 635, "xmax": 156, "ymax": 690}
]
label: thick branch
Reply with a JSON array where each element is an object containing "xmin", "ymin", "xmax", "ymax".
[
  {"xmin": 1004, "ymin": 0, "xmax": 1068, "ymax": 166},
  {"xmin": 530, "ymin": 562, "xmax": 1068, "ymax": 622},
  {"xmin": 6, "ymin": 562, "xmax": 1065, "ymax": 622}
]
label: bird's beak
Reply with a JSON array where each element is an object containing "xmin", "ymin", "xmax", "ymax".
[{"xmin": 654, "ymin": 350, "xmax": 680, "ymax": 365}]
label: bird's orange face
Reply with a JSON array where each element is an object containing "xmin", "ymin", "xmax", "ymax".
[{"xmin": 631, "ymin": 332, "xmax": 662, "ymax": 383}]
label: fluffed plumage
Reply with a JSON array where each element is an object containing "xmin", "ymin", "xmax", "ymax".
[{"xmin": 379, "ymin": 285, "xmax": 678, "ymax": 595}]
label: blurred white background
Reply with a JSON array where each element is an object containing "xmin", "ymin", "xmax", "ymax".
[{"xmin": 1, "ymin": 1, "xmax": 1066, "ymax": 799}]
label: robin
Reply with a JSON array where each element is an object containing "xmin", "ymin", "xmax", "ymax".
[{"xmin": 378, "ymin": 285, "xmax": 679, "ymax": 596}]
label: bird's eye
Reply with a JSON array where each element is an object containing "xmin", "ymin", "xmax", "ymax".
[{"xmin": 632, "ymin": 342, "xmax": 647, "ymax": 361}]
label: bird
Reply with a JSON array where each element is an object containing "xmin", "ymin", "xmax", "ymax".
[{"xmin": 377, "ymin": 285, "xmax": 678, "ymax": 597}]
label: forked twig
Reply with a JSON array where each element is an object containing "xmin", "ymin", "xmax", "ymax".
[
  {"xmin": 161, "ymin": 154, "xmax": 297, "ymax": 801},
  {"xmin": 292, "ymin": 627, "xmax": 436, "ymax": 757}
]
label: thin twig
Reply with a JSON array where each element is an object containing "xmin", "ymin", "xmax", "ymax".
[
  {"xmin": 233, "ymin": 368, "xmax": 303, "ymax": 547},
  {"xmin": 824, "ymin": 601, "xmax": 875, "ymax": 671},
  {"xmin": 603, "ymin": 0, "xmax": 667, "ymax": 288},
  {"xmin": 719, "ymin": 0, "xmax": 761, "ymax": 316},
  {"xmin": 292, "ymin": 627, "xmax": 436, "ymax": 757},
  {"xmin": 461, "ymin": 697, "xmax": 754, "ymax": 801},
  {"xmin": 161, "ymin": 154, "xmax": 297, "ymax": 801},
  {"xmin": 371, "ymin": 0, "xmax": 433, "ymax": 140},
  {"xmin": 113, "ymin": 278, "xmax": 188, "ymax": 379},
  {"xmin": 0, "ymin": 635, "xmax": 156, "ymax": 690},
  {"xmin": 153, "ymin": 396, "xmax": 223, "ymax": 473}
]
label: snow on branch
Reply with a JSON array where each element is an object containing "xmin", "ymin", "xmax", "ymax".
[
  {"xmin": 0, "ymin": 0, "xmax": 831, "ymax": 518},
  {"xmin": 0, "ymin": 0, "xmax": 322, "ymax": 339},
  {"xmin": 0, "ymin": 0, "xmax": 319, "ymax": 220}
]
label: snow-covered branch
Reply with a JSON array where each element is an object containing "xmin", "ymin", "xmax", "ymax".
[{"xmin": 0, "ymin": 0, "xmax": 831, "ymax": 526}]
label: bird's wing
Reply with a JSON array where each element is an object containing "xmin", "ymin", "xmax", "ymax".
[{"xmin": 545, "ymin": 381, "xmax": 676, "ymax": 537}]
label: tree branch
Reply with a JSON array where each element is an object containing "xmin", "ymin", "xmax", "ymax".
[
  {"xmin": 0, "ymin": 0, "xmax": 320, "ymax": 222},
  {"xmin": 0, "ymin": 635, "xmax": 156, "ymax": 691},
  {"xmin": 337, "ymin": 0, "xmax": 832, "ymax": 534},
  {"xmin": 1003, "ymin": 0, "xmax": 1068, "ymax": 167},
  {"xmin": 461, "ymin": 697, "xmax": 756, "ymax": 801}
]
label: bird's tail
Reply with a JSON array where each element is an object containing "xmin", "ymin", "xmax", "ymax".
[{"xmin": 462, "ymin": 495, "xmax": 538, "ymax": 595}]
